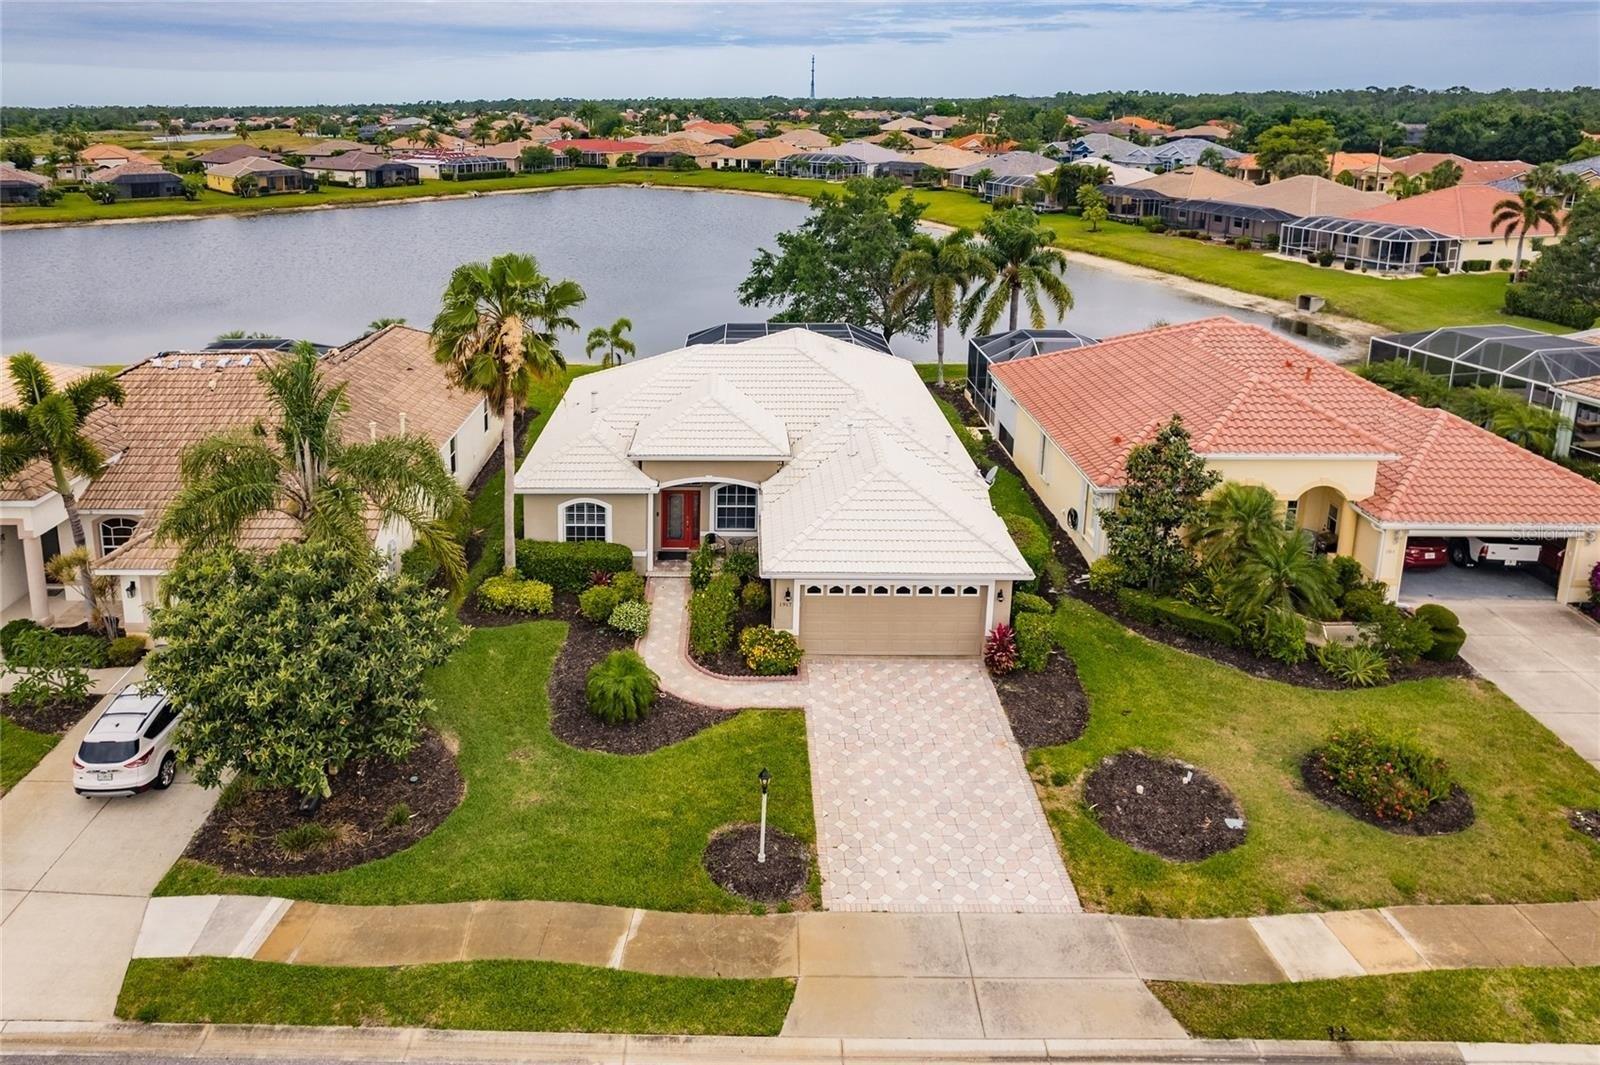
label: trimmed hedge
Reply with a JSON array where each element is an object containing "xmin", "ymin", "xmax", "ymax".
[
  {"xmin": 1013, "ymin": 612, "xmax": 1052, "ymax": 672},
  {"xmin": 1460, "ymin": 259, "xmax": 1492, "ymax": 273},
  {"xmin": 1116, "ymin": 588, "xmax": 1242, "ymax": 646},
  {"xmin": 579, "ymin": 585, "xmax": 621, "ymax": 624},
  {"xmin": 1504, "ymin": 283, "xmax": 1599, "ymax": 330},
  {"xmin": 1413, "ymin": 603, "xmax": 1459, "ymax": 631},
  {"xmin": 1417, "ymin": 599, "xmax": 1467, "ymax": 663},
  {"xmin": 477, "ymin": 576, "xmax": 555, "ymax": 615},
  {"xmin": 688, "ymin": 572, "xmax": 740, "ymax": 657},
  {"xmin": 106, "ymin": 635, "xmax": 147, "ymax": 668},
  {"xmin": 514, "ymin": 540, "xmax": 634, "ymax": 593},
  {"xmin": 4, "ymin": 627, "xmax": 110, "ymax": 669},
  {"xmin": 1012, "ymin": 590, "xmax": 1052, "ymax": 615},
  {"xmin": 1004, "ymin": 514, "xmax": 1050, "ymax": 587}
]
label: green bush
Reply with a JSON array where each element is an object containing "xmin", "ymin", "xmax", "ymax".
[
  {"xmin": 585, "ymin": 649, "xmax": 659, "ymax": 724},
  {"xmin": 689, "ymin": 541, "xmax": 718, "ymax": 591},
  {"xmin": 5, "ymin": 649, "xmax": 91, "ymax": 713},
  {"xmin": 1042, "ymin": 556, "xmax": 1068, "ymax": 596},
  {"xmin": 1413, "ymin": 603, "xmax": 1459, "ymax": 631},
  {"xmin": 1422, "ymin": 625, "xmax": 1466, "ymax": 662},
  {"xmin": 476, "ymin": 575, "xmax": 554, "ymax": 615},
  {"xmin": 1012, "ymin": 590, "xmax": 1052, "ymax": 615},
  {"xmin": 1005, "ymin": 514, "xmax": 1050, "ymax": 587},
  {"xmin": 738, "ymin": 624, "xmax": 804, "ymax": 675},
  {"xmin": 611, "ymin": 570, "xmax": 646, "ymax": 603},
  {"xmin": 1504, "ymin": 282, "xmax": 1599, "ymax": 330},
  {"xmin": 1460, "ymin": 259, "xmax": 1491, "ymax": 272},
  {"xmin": 1318, "ymin": 724, "xmax": 1455, "ymax": 823},
  {"xmin": 1087, "ymin": 557, "xmax": 1125, "ymax": 595},
  {"xmin": 399, "ymin": 542, "xmax": 440, "ymax": 586},
  {"xmin": 1329, "ymin": 556, "xmax": 1365, "ymax": 601},
  {"xmin": 7, "ymin": 628, "xmax": 110, "ymax": 669},
  {"xmin": 578, "ymin": 584, "xmax": 621, "ymax": 624},
  {"xmin": 1, "ymin": 618, "xmax": 45, "ymax": 658},
  {"xmin": 1316, "ymin": 642, "xmax": 1390, "ymax": 687},
  {"xmin": 514, "ymin": 540, "xmax": 633, "ymax": 593},
  {"xmin": 741, "ymin": 580, "xmax": 769, "ymax": 612},
  {"xmin": 1248, "ymin": 607, "xmax": 1307, "ymax": 664},
  {"xmin": 607, "ymin": 599, "xmax": 651, "ymax": 637},
  {"xmin": 1495, "ymin": 258, "xmax": 1514, "ymax": 271},
  {"xmin": 1317, "ymin": 249, "xmax": 1336, "ymax": 267},
  {"xmin": 1340, "ymin": 586, "xmax": 1386, "ymax": 623},
  {"xmin": 1138, "ymin": 215, "xmax": 1163, "ymax": 232},
  {"xmin": 1362, "ymin": 603, "xmax": 1434, "ymax": 665},
  {"xmin": 688, "ymin": 572, "xmax": 740, "ymax": 656},
  {"xmin": 276, "ymin": 823, "xmax": 336, "ymax": 855},
  {"xmin": 723, "ymin": 548, "xmax": 760, "ymax": 583},
  {"xmin": 1420, "ymin": 266, "xmax": 1438, "ymax": 278},
  {"xmin": 1013, "ymin": 612, "xmax": 1053, "ymax": 672},
  {"xmin": 1155, "ymin": 597, "xmax": 1243, "ymax": 647},
  {"xmin": 105, "ymin": 635, "xmax": 147, "ymax": 668},
  {"xmin": 1116, "ymin": 586, "xmax": 1160, "ymax": 623}
]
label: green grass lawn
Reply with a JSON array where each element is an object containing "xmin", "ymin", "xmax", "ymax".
[
  {"xmin": 0, "ymin": 716, "xmax": 58, "ymax": 795},
  {"xmin": 1032, "ymin": 597, "xmax": 1600, "ymax": 917},
  {"xmin": 2, "ymin": 169, "xmax": 1564, "ymax": 334},
  {"xmin": 155, "ymin": 622, "xmax": 815, "ymax": 912},
  {"xmin": 118, "ymin": 956, "xmax": 793, "ymax": 1036},
  {"xmin": 1152, "ymin": 967, "xmax": 1600, "ymax": 1044}
]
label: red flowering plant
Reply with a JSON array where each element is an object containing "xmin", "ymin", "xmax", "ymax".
[
  {"xmin": 1318, "ymin": 724, "xmax": 1454, "ymax": 823},
  {"xmin": 984, "ymin": 622, "xmax": 1019, "ymax": 675}
]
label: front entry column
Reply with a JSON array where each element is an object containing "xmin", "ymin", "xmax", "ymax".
[{"xmin": 21, "ymin": 533, "xmax": 49, "ymax": 622}]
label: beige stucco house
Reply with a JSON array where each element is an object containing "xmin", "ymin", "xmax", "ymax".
[
  {"xmin": 514, "ymin": 328, "xmax": 1032, "ymax": 656},
  {"xmin": 984, "ymin": 318, "xmax": 1600, "ymax": 606},
  {"xmin": 1, "ymin": 326, "xmax": 501, "ymax": 632}
]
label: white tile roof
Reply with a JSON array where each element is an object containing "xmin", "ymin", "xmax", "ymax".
[{"xmin": 515, "ymin": 329, "xmax": 1031, "ymax": 580}]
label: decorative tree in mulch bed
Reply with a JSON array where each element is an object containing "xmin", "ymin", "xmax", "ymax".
[
  {"xmin": 1570, "ymin": 809, "xmax": 1600, "ymax": 843},
  {"xmin": 702, "ymin": 822, "xmax": 811, "ymax": 906},
  {"xmin": 1301, "ymin": 724, "xmax": 1474, "ymax": 836},
  {"xmin": 1083, "ymin": 751, "xmax": 1247, "ymax": 861}
]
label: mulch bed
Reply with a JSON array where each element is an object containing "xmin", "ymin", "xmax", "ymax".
[
  {"xmin": 547, "ymin": 614, "xmax": 728, "ymax": 755},
  {"xmin": 1, "ymin": 694, "xmax": 101, "ymax": 734},
  {"xmin": 183, "ymin": 729, "xmax": 464, "ymax": 877},
  {"xmin": 1083, "ymin": 751, "xmax": 1247, "ymax": 862},
  {"xmin": 1569, "ymin": 809, "xmax": 1600, "ymax": 842},
  {"xmin": 688, "ymin": 599, "xmax": 791, "ymax": 678},
  {"xmin": 702, "ymin": 822, "xmax": 810, "ymax": 905},
  {"xmin": 1299, "ymin": 752, "xmax": 1475, "ymax": 836},
  {"xmin": 458, "ymin": 588, "xmax": 587, "ymax": 629},
  {"xmin": 994, "ymin": 650, "xmax": 1089, "ymax": 748}
]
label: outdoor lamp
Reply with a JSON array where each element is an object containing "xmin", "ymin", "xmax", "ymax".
[
  {"xmin": 125, "ymin": 581, "xmax": 137, "ymax": 599},
  {"xmin": 757, "ymin": 767, "xmax": 771, "ymax": 864},
  {"xmin": 996, "ymin": 587, "xmax": 1005, "ymax": 602},
  {"xmin": 783, "ymin": 587, "xmax": 792, "ymax": 604}
]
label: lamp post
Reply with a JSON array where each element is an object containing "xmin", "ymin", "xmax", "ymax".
[{"xmin": 757, "ymin": 767, "xmax": 771, "ymax": 864}]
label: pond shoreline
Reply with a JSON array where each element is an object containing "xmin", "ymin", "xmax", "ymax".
[{"xmin": 2, "ymin": 181, "xmax": 1377, "ymax": 354}]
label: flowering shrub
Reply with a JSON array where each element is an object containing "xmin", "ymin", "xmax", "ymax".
[
  {"xmin": 984, "ymin": 623, "xmax": 1018, "ymax": 675},
  {"xmin": 1318, "ymin": 725, "xmax": 1454, "ymax": 823},
  {"xmin": 738, "ymin": 624, "xmax": 803, "ymax": 675},
  {"xmin": 476, "ymin": 576, "xmax": 554, "ymax": 615},
  {"xmin": 607, "ymin": 599, "xmax": 651, "ymax": 637}
]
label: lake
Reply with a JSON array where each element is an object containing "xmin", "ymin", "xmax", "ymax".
[{"xmin": 0, "ymin": 187, "xmax": 1345, "ymax": 366}]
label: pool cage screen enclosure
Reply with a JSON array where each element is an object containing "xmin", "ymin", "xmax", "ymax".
[{"xmin": 1280, "ymin": 216, "xmax": 1461, "ymax": 274}]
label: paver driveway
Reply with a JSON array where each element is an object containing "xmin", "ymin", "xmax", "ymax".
[
  {"xmin": 803, "ymin": 658, "xmax": 1078, "ymax": 913},
  {"xmin": 1413, "ymin": 598, "xmax": 1600, "ymax": 770}
]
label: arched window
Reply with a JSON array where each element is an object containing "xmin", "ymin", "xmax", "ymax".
[
  {"xmin": 99, "ymin": 517, "xmax": 138, "ymax": 555},
  {"xmin": 714, "ymin": 484, "xmax": 757, "ymax": 532},
  {"xmin": 561, "ymin": 500, "xmax": 610, "ymax": 542}
]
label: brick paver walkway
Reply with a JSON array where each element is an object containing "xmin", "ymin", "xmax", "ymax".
[
  {"xmin": 805, "ymin": 658, "xmax": 1079, "ymax": 913},
  {"xmin": 637, "ymin": 576, "xmax": 807, "ymax": 710}
]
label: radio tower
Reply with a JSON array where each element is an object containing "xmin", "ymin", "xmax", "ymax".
[{"xmin": 810, "ymin": 55, "xmax": 815, "ymax": 100}]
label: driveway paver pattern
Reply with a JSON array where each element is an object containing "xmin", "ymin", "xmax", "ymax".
[{"xmin": 802, "ymin": 657, "xmax": 1078, "ymax": 913}]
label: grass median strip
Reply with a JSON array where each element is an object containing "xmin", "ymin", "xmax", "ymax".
[
  {"xmin": 1032, "ymin": 597, "xmax": 1600, "ymax": 917},
  {"xmin": 118, "ymin": 956, "xmax": 793, "ymax": 1036},
  {"xmin": 155, "ymin": 621, "xmax": 815, "ymax": 912},
  {"xmin": 1151, "ymin": 967, "xmax": 1600, "ymax": 1044}
]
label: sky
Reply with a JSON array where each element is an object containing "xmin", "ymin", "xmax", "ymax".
[{"xmin": 2, "ymin": 1, "xmax": 1598, "ymax": 107}]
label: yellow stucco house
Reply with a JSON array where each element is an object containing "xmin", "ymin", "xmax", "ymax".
[{"xmin": 981, "ymin": 318, "xmax": 1600, "ymax": 606}]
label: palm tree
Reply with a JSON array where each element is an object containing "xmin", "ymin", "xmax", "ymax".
[
  {"xmin": 431, "ymin": 253, "xmax": 586, "ymax": 575},
  {"xmin": 1491, "ymin": 402, "xmax": 1570, "ymax": 457},
  {"xmin": 367, "ymin": 317, "xmax": 407, "ymax": 332},
  {"xmin": 891, "ymin": 230, "xmax": 994, "ymax": 385},
  {"xmin": 1032, "ymin": 170, "xmax": 1061, "ymax": 209},
  {"xmin": 0, "ymin": 355, "xmax": 126, "ymax": 637},
  {"xmin": 960, "ymin": 206, "xmax": 1073, "ymax": 335},
  {"xmin": 1225, "ymin": 526, "xmax": 1336, "ymax": 622},
  {"xmin": 1424, "ymin": 159, "xmax": 1462, "ymax": 191},
  {"xmin": 236, "ymin": 125, "xmax": 251, "ymax": 144},
  {"xmin": 159, "ymin": 343, "xmax": 466, "ymax": 582},
  {"xmin": 1389, "ymin": 173, "xmax": 1423, "ymax": 199},
  {"xmin": 1188, "ymin": 482, "xmax": 1281, "ymax": 566},
  {"xmin": 584, "ymin": 317, "xmax": 637, "ymax": 368},
  {"xmin": 1523, "ymin": 162, "xmax": 1585, "ymax": 204},
  {"xmin": 417, "ymin": 127, "xmax": 443, "ymax": 149},
  {"xmin": 497, "ymin": 117, "xmax": 530, "ymax": 144},
  {"xmin": 470, "ymin": 116, "xmax": 495, "ymax": 147},
  {"xmin": 1492, "ymin": 188, "xmax": 1563, "ymax": 275}
]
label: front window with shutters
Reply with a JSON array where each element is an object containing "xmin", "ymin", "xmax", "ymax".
[{"xmin": 562, "ymin": 501, "xmax": 609, "ymax": 542}]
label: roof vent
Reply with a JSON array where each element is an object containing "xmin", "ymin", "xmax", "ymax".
[
  {"xmin": 847, "ymin": 421, "xmax": 861, "ymax": 456},
  {"xmin": 590, "ymin": 390, "xmax": 598, "ymax": 414}
]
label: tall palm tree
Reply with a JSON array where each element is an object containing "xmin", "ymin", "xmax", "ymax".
[
  {"xmin": 159, "ymin": 343, "xmax": 467, "ymax": 583},
  {"xmin": 470, "ymin": 115, "xmax": 495, "ymax": 147},
  {"xmin": 497, "ymin": 117, "xmax": 530, "ymax": 144},
  {"xmin": 417, "ymin": 127, "xmax": 443, "ymax": 149},
  {"xmin": 0, "ymin": 354, "xmax": 126, "ymax": 637},
  {"xmin": 960, "ymin": 206, "xmax": 1074, "ymax": 335},
  {"xmin": 1523, "ymin": 162, "xmax": 1586, "ymax": 204},
  {"xmin": 891, "ymin": 230, "xmax": 994, "ymax": 385},
  {"xmin": 1225, "ymin": 526, "xmax": 1336, "ymax": 622},
  {"xmin": 584, "ymin": 317, "xmax": 637, "ymax": 368},
  {"xmin": 1492, "ymin": 188, "xmax": 1563, "ymax": 274},
  {"xmin": 1032, "ymin": 170, "xmax": 1061, "ymax": 209},
  {"xmin": 1188, "ymin": 482, "xmax": 1281, "ymax": 566},
  {"xmin": 431, "ymin": 254, "xmax": 586, "ymax": 575},
  {"xmin": 1491, "ymin": 402, "xmax": 1570, "ymax": 457},
  {"xmin": 1389, "ymin": 173, "xmax": 1423, "ymax": 199}
]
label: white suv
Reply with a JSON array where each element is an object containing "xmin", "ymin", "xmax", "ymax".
[{"xmin": 72, "ymin": 685, "xmax": 181, "ymax": 796}]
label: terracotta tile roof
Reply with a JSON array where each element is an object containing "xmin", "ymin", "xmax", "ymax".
[
  {"xmin": 1385, "ymin": 152, "xmax": 1533, "ymax": 184},
  {"xmin": 1561, "ymin": 375, "xmax": 1600, "ymax": 400},
  {"xmin": 194, "ymin": 144, "xmax": 277, "ymax": 166},
  {"xmin": 990, "ymin": 318, "xmax": 1600, "ymax": 530},
  {"xmin": 683, "ymin": 120, "xmax": 740, "ymax": 138},
  {"xmin": 864, "ymin": 131, "xmax": 935, "ymax": 149},
  {"xmin": 81, "ymin": 144, "xmax": 155, "ymax": 164},
  {"xmin": 947, "ymin": 133, "xmax": 1018, "ymax": 153},
  {"xmin": 1118, "ymin": 116, "xmax": 1173, "ymax": 132},
  {"xmin": 774, "ymin": 128, "xmax": 832, "ymax": 149},
  {"xmin": 1349, "ymin": 184, "xmax": 1561, "ymax": 238},
  {"xmin": 1227, "ymin": 174, "xmax": 1390, "ymax": 215},
  {"xmin": 905, "ymin": 145, "xmax": 988, "ymax": 171},
  {"xmin": 0, "ymin": 163, "xmax": 50, "ymax": 188},
  {"xmin": 550, "ymin": 138, "xmax": 652, "ymax": 153}
]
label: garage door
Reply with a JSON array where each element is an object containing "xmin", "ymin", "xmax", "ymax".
[{"xmin": 798, "ymin": 584, "xmax": 987, "ymax": 656}]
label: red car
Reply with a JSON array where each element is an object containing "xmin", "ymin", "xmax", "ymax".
[{"xmin": 1404, "ymin": 537, "xmax": 1449, "ymax": 569}]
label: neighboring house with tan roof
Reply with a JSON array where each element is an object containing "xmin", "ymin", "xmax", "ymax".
[
  {"xmin": 983, "ymin": 318, "xmax": 1600, "ymax": 606},
  {"xmin": 773, "ymin": 128, "xmax": 833, "ymax": 150},
  {"xmin": 711, "ymin": 137, "xmax": 811, "ymax": 171},
  {"xmin": 204, "ymin": 156, "xmax": 309, "ymax": 195},
  {"xmin": 1385, "ymin": 152, "xmax": 1533, "ymax": 185},
  {"xmin": 86, "ymin": 162, "xmax": 186, "ymax": 199},
  {"xmin": 0, "ymin": 326, "xmax": 502, "ymax": 631},
  {"xmin": 192, "ymin": 144, "xmax": 279, "ymax": 169},
  {"xmin": 635, "ymin": 137, "xmax": 726, "ymax": 168},
  {"xmin": 0, "ymin": 163, "xmax": 50, "ymax": 204},
  {"xmin": 514, "ymin": 328, "xmax": 1031, "ymax": 656},
  {"xmin": 1151, "ymin": 174, "xmax": 1391, "ymax": 245},
  {"xmin": 300, "ymin": 152, "xmax": 418, "ymax": 188}
]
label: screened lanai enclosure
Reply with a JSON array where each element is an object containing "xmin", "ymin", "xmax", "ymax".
[
  {"xmin": 1101, "ymin": 183, "xmax": 1168, "ymax": 220},
  {"xmin": 984, "ymin": 173, "xmax": 1045, "ymax": 204},
  {"xmin": 776, "ymin": 152, "xmax": 873, "ymax": 179},
  {"xmin": 1158, "ymin": 199, "xmax": 1296, "ymax": 243},
  {"xmin": 966, "ymin": 328, "xmax": 1099, "ymax": 427},
  {"xmin": 1279, "ymin": 216, "xmax": 1461, "ymax": 273},
  {"xmin": 1368, "ymin": 325, "xmax": 1600, "ymax": 458}
]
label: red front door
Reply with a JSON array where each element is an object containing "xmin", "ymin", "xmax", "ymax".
[{"xmin": 659, "ymin": 490, "xmax": 700, "ymax": 550}]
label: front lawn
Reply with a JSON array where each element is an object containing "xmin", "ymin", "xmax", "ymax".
[
  {"xmin": 1152, "ymin": 967, "xmax": 1600, "ymax": 1044},
  {"xmin": 0, "ymin": 716, "xmax": 58, "ymax": 794},
  {"xmin": 156, "ymin": 622, "xmax": 815, "ymax": 912},
  {"xmin": 118, "ymin": 956, "xmax": 793, "ymax": 1036},
  {"xmin": 1033, "ymin": 597, "xmax": 1600, "ymax": 917}
]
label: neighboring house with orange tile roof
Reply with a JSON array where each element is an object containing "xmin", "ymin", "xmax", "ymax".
[
  {"xmin": 947, "ymin": 132, "xmax": 1018, "ymax": 155},
  {"xmin": 0, "ymin": 326, "xmax": 502, "ymax": 631},
  {"xmin": 1384, "ymin": 152, "xmax": 1533, "ymax": 185},
  {"xmin": 682, "ymin": 119, "xmax": 741, "ymax": 141},
  {"xmin": 81, "ymin": 144, "xmax": 156, "ymax": 166},
  {"xmin": 983, "ymin": 318, "xmax": 1600, "ymax": 605}
]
